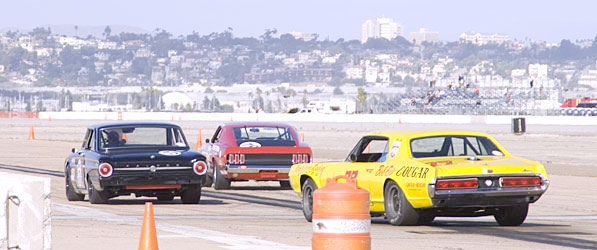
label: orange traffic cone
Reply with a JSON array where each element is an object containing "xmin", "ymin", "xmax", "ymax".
[
  {"xmin": 122, "ymin": 133, "xmax": 127, "ymax": 144},
  {"xmin": 230, "ymin": 116, "xmax": 233, "ymax": 122},
  {"xmin": 138, "ymin": 202, "xmax": 158, "ymax": 250},
  {"xmin": 398, "ymin": 118, "xmax": 402, "ymax": 124},
  {"xmin": 28, "ymin": 125, "xmax": 35, "ymax": 140},
  {"xmin": 48, "ymin": 115, "xmax": 52, "ymax": 122},
  {"xmin": 300, "ymin": 133, "xmax": 305, "ymax": 142},
  {"xmin": 195, "ymin": 130, "xmax": 202, "ymax": 150}
]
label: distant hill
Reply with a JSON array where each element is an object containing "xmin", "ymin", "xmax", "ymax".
[{"xmin": 0, "ymin": 25, "xmax": 150, "ymax": 37}]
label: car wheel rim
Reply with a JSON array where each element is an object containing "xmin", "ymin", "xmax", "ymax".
[
  {"xmin": 391, "ymin": 187, "xmax": 400, "ymax": 214},
  {"xmin": 305, "ymin": 186, "xmax": 313, "ymax": 212}
]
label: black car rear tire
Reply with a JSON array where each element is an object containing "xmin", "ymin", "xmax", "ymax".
[
  {"xmin": 494, "ymin": 204, "xmax": 529, "ymax": 226},
  {"xmin": 279, "ymin": 180, "xmax": 291, "ymax": 189},
  {"xmin": 181, "ymin": 185, "xmax": 202, "ymax": 204},
  {"xmin": 87, "ymin": 178, "xmax": 109, "ymax": 204},
  {"xmin": 213, "ymin": 166, "xmax": 231, "ymax": 190},
  {"xmin": 157, "ymin": 193, "xmax": 175, "ymax": 201},
  {"xmin": 384, "ymin": 181, "xmax": 419, "ymax": 226},
  {"xmin": 301, "ymin": 178, "xmax": 317, "ymax": 222},
  {"xmin": 202, "ymin": 160, "xmax": 215, "ymax": 187},
  {"xmin": 65, "ymin": 168, "xmax": 85, "ymax": 201}
]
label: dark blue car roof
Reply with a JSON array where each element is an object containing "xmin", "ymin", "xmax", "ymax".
[{"xmin": 88, "ymin": 122, "xmax": 181, "ymax": 130}]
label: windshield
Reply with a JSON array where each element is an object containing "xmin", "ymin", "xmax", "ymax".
[
  {"xmin": 99, "ymin": 126, "xmax": 188, "ymax": 149},
  {"xmin": 410, "ymin": 135, "xmax": 502, "ymax": 158},
  {"xmin": 232, "ymin": 126, "xmax": 296, "ymax": 147}
]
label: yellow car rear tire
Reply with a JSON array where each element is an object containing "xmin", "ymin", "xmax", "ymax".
[
  {"xmin": 384, "ymin": 181, "xmax": 419, "ymax": 226},
  {"xmin": 494, "ymin": 204, "xmax": 528, "ymax": 226},
  {"xmin": 301, "ymin": 178, "xmax": 317, "ymax": 222}
]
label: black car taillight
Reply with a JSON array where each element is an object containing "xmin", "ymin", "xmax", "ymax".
[
  {"xmin": 98, "ymin": 163, "xmax": 113, "ymax": 177},
  {"xmin": 193, "ymin": 161, "xmax": 207, "ymax": 175}
]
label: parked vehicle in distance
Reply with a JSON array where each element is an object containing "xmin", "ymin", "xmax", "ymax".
[
  {"xmin": 290, "ymin": 130, "xmax": 549, "ymax": 226},
  {"xmin": 64, "ymin": 122, "xmax": 208, "ymax": 204},
  {"xmin": 200, "ymin": 122, "xmax": 312, "ymax": 189}
]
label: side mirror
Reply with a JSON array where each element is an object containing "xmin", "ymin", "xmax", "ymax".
[
  {"xmin": 205, "ymin": 139, "xmax": 210, "ymax": 144},
  {"xmin": 349, "ymin": 154, "xmax": 358, "ymax": 162},
  {"xmin": 71, "ymin": 148, "xmax": 76, "ymax": 153}
]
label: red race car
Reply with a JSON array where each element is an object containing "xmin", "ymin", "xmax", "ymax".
[{"xmin": 200, "ymin": 122, "xmax": 312, "ymax": 189}]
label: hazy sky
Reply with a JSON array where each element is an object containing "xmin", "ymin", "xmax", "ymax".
[{"xmin": 1, "ymin": 0, "xmax": 596, "ymax": 42}]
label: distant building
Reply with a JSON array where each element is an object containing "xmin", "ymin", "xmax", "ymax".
[
  {"xmin": 578, "ymin": 69, "xmax": 597, "ymax": 88},
  {"xmin": 345, "ymin": 66, "xmax": 364, "ymax": 79},
  {"xmin": 365, "ymin": 66, "xmax": 378, "ymax": 83},
  {"xmin": 409, "ymin": 28, "xmax": 439, "ymax": 45},
  {"xmin": 287, "ymin": 32, "xmax": 318, "ymax": 41},
  {"xmin": 459, "ymin": 32, "xmax": 509, "ymax": 45},
  {"xmin": 511, "ymin": 69, "xmax": 526, "ymax": 78},
  {"xmin": 362, "ymin": 18, "xmax": 403, "ymax": 43},
  {"xmin": 528, "ymin": 64, "xmax": 548, "ymax": 79}
]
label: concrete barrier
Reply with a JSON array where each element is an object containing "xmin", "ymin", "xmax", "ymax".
[
  {"xmin": 0, "ymin": 172, "xmax": 51, "ymax": 250},
  {"xmin": 37, "ymin": 111, "xmax": 597, "ymax": 126}
]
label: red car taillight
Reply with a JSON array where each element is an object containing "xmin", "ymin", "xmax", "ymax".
[
  {"xmin": 98, "ymin": 163, "xmax": 113, "ymax": 177},
  {"xmin": 436, "ymin": 178, "xmax": 478, "ymax": 189},
  {"xmin": 227, "ymin": 154, "xmax": 245, "ymax": 164},
  {"xmin": 193, "ymin": 161, "xmax": 207, "ymax": 175},
  {"xmin": 500, "ymin": 177, "xmax": 541, "ymax": 187},
  {"xmin": 292, "ymin": 154, "xmax": 310, "ymax": 164}
]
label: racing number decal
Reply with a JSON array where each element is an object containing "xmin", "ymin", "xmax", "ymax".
[
  {"xmin": 345, "ymin": 170, "xmax": 358, "ymax": 179},
  {"xmin": 390, "ymin": 141, "xmax": 401, "ymax": 159}
]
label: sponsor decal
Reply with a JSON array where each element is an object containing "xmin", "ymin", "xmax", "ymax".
[
  {"xmin": 158, "ymin": 150, "xmax": 182, "ymax": 156},
  {"xmin": 375, "ymin": 165, "xmax": 395, "ymax": 177},
  {"xmin": 239, "ymin": 141, "xmax": 262, "ymax": 148},
  {"xmin": 390, "ymin": 141, "xmax": 401, "ymax": 158},
  {"xmin": 395, "ymin": 166, "xmax": 430, "ymax": 178}
]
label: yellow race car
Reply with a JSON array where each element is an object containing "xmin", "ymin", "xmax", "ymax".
[{"xmin": 289, "ymin": 130, "xmax": 549, "ymax": 226}]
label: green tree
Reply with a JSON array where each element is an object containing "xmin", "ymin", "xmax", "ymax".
[
  {"xmin": 357, "ymin": 87, "xmax": 367, "ymax": 103},
  {"xmin": 103, "ymin": 26, "xmax": 112, "ymax": 39}
]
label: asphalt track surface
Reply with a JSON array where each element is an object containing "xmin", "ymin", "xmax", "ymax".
[{"xmin": 1, "ymin": 119, "xmax": 597, "ymax": 249}]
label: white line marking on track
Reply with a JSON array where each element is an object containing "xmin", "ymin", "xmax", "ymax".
[{"xmin": 53, "ymin": 203, "xmax": 309, "ymax": 250}]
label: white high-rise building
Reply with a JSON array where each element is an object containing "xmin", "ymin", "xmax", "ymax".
[
  {"xmin": 361, "ymin": 18, "xmax": 403, "ymax": 43},
  {"xmin": 409, "ymin": 28, "xmax": 439, "ymax": 45}
]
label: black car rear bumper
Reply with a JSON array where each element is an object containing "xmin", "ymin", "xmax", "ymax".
[{"xmin": 92, "ymin": 171, "xmax": 203, "ymax": 190}]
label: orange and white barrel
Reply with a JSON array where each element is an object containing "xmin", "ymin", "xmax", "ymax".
[{"xmin": 312, "ymin": 176, "xmax": 371, "ymax": 250}]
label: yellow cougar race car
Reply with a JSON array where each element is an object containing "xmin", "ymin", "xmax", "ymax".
[{"xmin": 289, "ymin": 131, "xmax": 549, "ymax": 226}]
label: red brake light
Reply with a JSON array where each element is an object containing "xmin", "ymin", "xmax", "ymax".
[
  {"xmin": 239, "ymin": 154, "xmax": 245, "ymax": 164},
  {"xmin": 234, "ymin": 154, "xmax": 239, "ymax": 164},
  {"xmin": 303, "ymin": 154, "xmax": 309, "ymax": 163},
  {"xmin": 500, "ymin": 177, "xmax": 541, "ymax": 187},
  {"xmin": 228, "ymin": 154, "xmax": 233, "ymax": 164},
  {"xmin": 436, "ymin": 178, "xmax": 478, "ymax": 189},
  {"xmin": 292, "ymin": 154, "xmax": 297, "ymax": 164},
  {"xmin": 193, "ymin": 161, "xmax": 207, "ymax": 175},
  {"xmin": 98, "ymin": 163, "xmax": 113, "ymax": 177}
]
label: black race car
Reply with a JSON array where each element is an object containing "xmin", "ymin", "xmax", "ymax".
[{"xmin": 64, "ymin": 122, "xmax": 207, "ymax": 204}]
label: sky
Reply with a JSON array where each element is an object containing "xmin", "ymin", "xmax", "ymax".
[{"xmin": 1, "ymin": 0, "xmax": 596, "ymax": 42}]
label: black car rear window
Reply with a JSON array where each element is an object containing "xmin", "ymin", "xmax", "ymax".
[
  {"xmin": 99, "ymin": 126, "xmax": 187, "ymax": 149},
  {"xmin": 232, "ymin": 126, "xmax": 296, "ymax": 147}
]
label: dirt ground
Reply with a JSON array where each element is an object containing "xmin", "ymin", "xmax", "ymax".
[{"xmin": 1, "ymin": 118, "xmax": 596, "ymax": 249}]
